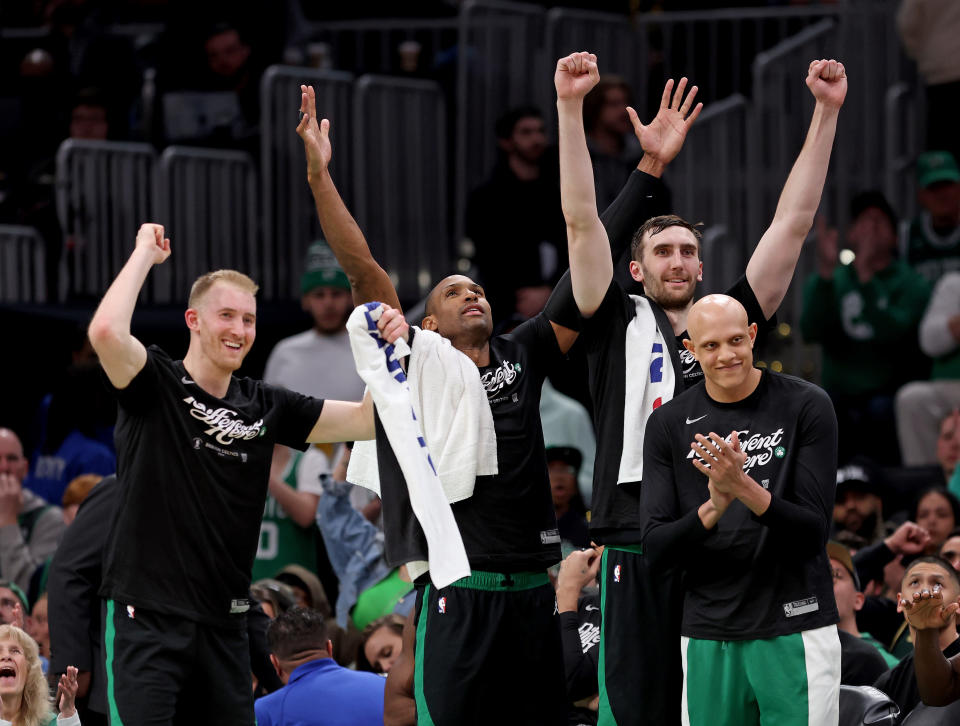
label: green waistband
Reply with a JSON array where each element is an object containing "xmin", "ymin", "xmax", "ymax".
[
  {"xmin": 606, "ymin": 543, "xmax": 643, "ymax": 554},
  {"xmin": 443, "ymin": 570, "xmax": 550, "ymax": 592}
]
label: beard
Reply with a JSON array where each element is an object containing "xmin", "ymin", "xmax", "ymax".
[{"xmin": 643, "ymin": 277, "xmax": 696, "ymax": 311}]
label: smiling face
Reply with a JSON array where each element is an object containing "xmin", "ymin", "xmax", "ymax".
[
  {"xmin": 630, "ymin": 226, "xmax": 703, "ymax": 311},
  {"xmin": 363, "ymin": 625, "xmax": 403, "ymax": 674},
  {"xmin": 186, "ymin": 281, "xmax": 257, "ymax": 374},
  {"xmin": 422, "ymin": 275, "xmax": 493, "ymax": 345},
  {"xmin": 684, "ymin": 295, "xmax": 759, "ymax": 402}
]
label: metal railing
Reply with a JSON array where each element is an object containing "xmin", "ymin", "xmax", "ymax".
[
  {"xmin": 0, "ymin": 225, "xmax": 47, "ymax": 303},
  {"xmin": 158, "ymin": 147, "xmax": 259, "ymax": 304},
  {"xmin": 260, "ymin": 65, "xmax": 355, "ymax": 300},
  {"xmin": 353, "ymin": 75, "xmax": 449, "ymax": 300},
  {"xmin": 55, "ymin": 139, "xmax": 158, "ymax": 302}
]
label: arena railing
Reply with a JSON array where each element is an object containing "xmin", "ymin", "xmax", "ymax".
[
  {"xmin": 260, "ymin": 65, "xmax": 355, "ymax": 300},
  {"xmin": 885, "ymin": 81, "xmax": 922, "ymax": 224},
  {"xmin": 353, "ymin": 75, "xmax": 449, "ymax": 302},
  {"xmin": 55, "ymin": 139, "xmax": 159, "ymax": 302},
  {"xmin": 0, "ymin": 225, "xmax": 47, "ymax": 303},
  {"xmin": 157, "ymin": 146, "xmax": 259, "ymax": 305}
]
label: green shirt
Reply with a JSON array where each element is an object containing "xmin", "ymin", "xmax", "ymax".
[{"xmin": 861, "ymin": 632, "xmax": 900, "ymax": 668}]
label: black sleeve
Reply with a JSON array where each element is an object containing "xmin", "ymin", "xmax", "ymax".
[
  {"xmin": 545, "ymin": 171, "xmax": 667, "ymax": 329},
  {"xmin": 505, "ymin": 312, "xmax": 564, "ymax": 374},
  {"xmin": 48, "ymin": 476, "xmax": 117, "ymax": 674},
  {"xmin": 752, "ymin": 388, "xmax": 838, "ymax": 556},
  {"xmin": 641, "ymin": 411, "xmax": 714, "ymax": 570},
  {"xmin": 852, "ymin": 540, "xmax": 896, "ymax": 588},
  {"xmin": 269, "ymin": 386, "xmax": 326, "ymax": 451},
  {"xmin": 108, "ymin": 346, "xmax": 164, "ymax": 414},
  {"xmin": 724, "ymin": 275, "xmax": 777, "ymax": 351},
  {"xmin": 560, "ymin": 611, "xmax": 598, "ymax": 700},
  {"xmin": 247, "ymin": 598, "xmax": 283, "ymax": 694}
]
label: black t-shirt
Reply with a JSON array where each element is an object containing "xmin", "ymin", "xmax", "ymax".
[
  {"xmin": 100, "ymin": 346, "xmax": 324, "ymax": 625},
  {"xmin": 874, "ymin": 636, "xmax": 960, "ymax": 716},
  {"xmin": 839, "ymin": 630, "xmax": 891, "ymax": 687},
  {"xmin": 640, "ymin": 370, "xmax": 839, "ymax": 640},
  {"xmin": 582, "ymin": 274, "xmax": 773, "ymax": 542},
  {"xmin": 380, "ymin": 315, "xmax": 564, "ymax": 573}
]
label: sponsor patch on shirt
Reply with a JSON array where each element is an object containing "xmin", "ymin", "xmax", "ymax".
[
  {"xmin": 540, "ymin": 529, "xmax": 561, "ymax": 545},
  {"xmin": 230, "ymin": 598, "xmax": 250, "ymax": 614},
  {"xmin": 783, "ymin": 596, "xmax": 819, "ymax": 618}
]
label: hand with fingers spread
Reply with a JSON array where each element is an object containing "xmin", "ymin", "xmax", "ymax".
[
  {"xmin": 628, "ymin": 77, "xmax": 703, "ymax": 172},
  {"xmin": 900, "ymin": 583, "xmax": 960, "ymax": 631},
  {"xmin": 135, "ymin": 223, "xmax": 171, "ymax": 266},
  {"xmin": 806, "ymin": 58, "xmax": 847, "ymax": 109},
  {"xmin": 377, "ymin": 304, "xmax": 410, "ymax": 345},
  {"xmin": 555, "ymin": 51, "xmax": 600, "ymax": 101},
  {"xmin": 690, "ymin": 431, "xmax": 748, "ymax": 495},
  {"xmin": 296, "ymin": 84, "xmax": 333, "ymax": 181},
  {"xmin": 57, "ymin": 666, "xmax": 79, "ymax": 717}
]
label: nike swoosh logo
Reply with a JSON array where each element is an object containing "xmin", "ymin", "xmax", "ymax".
[
  {"xmin": 686, "ymin": 414, "xmax": 708, "ymax": 424},
  {"xmin": 585, "ymin": 605, "xmax": 599, "ymax": 612},
  {"xmin": 182, "ymin": 376, "xmax": 195, "ymax": 385}
]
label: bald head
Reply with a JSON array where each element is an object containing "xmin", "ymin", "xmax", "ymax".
[
  {"xmin": 0, "ymin": 428, "xmax": 28, "ymax": 481},
  {"xmin": 687, "ymin": 295, "xmax": 749, "ymax": 344}
]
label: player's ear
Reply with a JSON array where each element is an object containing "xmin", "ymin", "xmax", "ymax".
[
  {"xmin": 682, "ymin": 338, "xmax": 695, "ymax": 355},
  {"xmin": 422, "ymin": 314, "xmax": 439, "ymax": 332},
  {"xmin": 697, "ymin": 260, "xmax": 703, "ymax": 282},
  {"xmin": 748, "ymin": 323, "xmax": 757, "ymax": 344},
  {"xmin": 629, "ymin": 260, "xmax": 644, "ymax": 283},
  {"xmin": 185, "ymin": 308, "xmax": 200, "ymax": 330},
  {"xmin": 896, "ymin": 592, "xmax": 905, "ymax": 613}
]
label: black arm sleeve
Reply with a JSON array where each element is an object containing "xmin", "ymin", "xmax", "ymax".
[
  {"xmin": 545, "ymin": 171, "xmax": 668, "ymax": 329},
  {"xmin": 752, "ymin": 390, "xmax": 838, "ymax": 556},
  {"xmin": 852, "ymin": 540, "xmax": 896, "ymax": 588},
  {"xmin": 641, "ymin": 412, "xmax": 714, "ymax": 571},
  {"xmin": 560, "ymin": 611, "xmax": 598, "ymax": 700}
]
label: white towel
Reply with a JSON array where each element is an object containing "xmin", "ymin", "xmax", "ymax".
[
  {"xmin": 345, "ymin": 303, "xmax": 470, "ymax": 588},
  {"xmin": 618, "ymin": 294, "xmax": 676, "ymax": 483}
]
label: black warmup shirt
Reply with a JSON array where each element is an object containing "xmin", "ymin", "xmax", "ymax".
[
  {"xmin": 100, "ymin": 346, "xmax": 324, "ymax": 625},
  {"xmin": 641, "ymin": 370, "xmax": 839, "ymax": 640},
  {"xmin": 380, "ymin": 314, "xmax": 564, "ymax": 573},
  {"xmin": 582, "ymin": 275, "xmax": 773, "ymax": 542},
  {"xmin": 873, "ymin": 636, "xmax": 960, "ymax": 716}
]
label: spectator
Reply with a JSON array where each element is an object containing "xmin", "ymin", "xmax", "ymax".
[
  {"xmin": 359, "ymin": 614, "xmax": 405, "ymax": 675},
  {"xmin": 255, "ymin": 608, "xmax": 385, "ymax": 726},
  {"xmin": 540, "ymin": 379, "xmax": 596, "ymax": 505},
  {"xmin": 827, "ymin": 541, "xmax": 897, "ymax": 685},
  {"xmin": 0, "ymin": 581, "xmax": 28, "ymax": 627},
  {"xmin": 547, "ymin": 446, "xmax": 590, "ymax": 549},
  {"xmin": 583, "ymin": 75, "xmax": 643, "ymax": 209},
  {"xmin": 556, "ymin": 548, "xmax": 602, "ymax": 723},
  {"xmin": 465, "ymin": 106, "xmax": 566, "ymax": 324},
  {"xmin": 800, "ymin": 192, "xmax": 931, "ymax": 464},
  {"xmin": 941, "ymin": 528, "xmax": 960, "ymax": 572},
  {"xmin": 26, "ymin": 593, "xmax": 49, "ymax": 662},
  {"xmin": 0, "ymin": 625, "xmax": 79, "ymax": 725},
  {"xmin": 897, "ymin": 1, "xmax": 960, "ymax": 164},
  {"xmin": 833, "ymin": 458, "xmax": 889, "ymax": 545},
  {"xmin": 251, "ymin": 579, "xmax": 297, "ymax": 620},
  {"xmin": 915, "ymin": 486, "xmax": 960, "ymax": 555},
  {"xmin": 898, "ymin": 272, "xmax": 960, "ymax": 466},
  {"xmin": 903, "ymin": 151, "xmax": 960, "ymax": 286},
  {"xmin": 69, "ymin": 89, "xmax": 110, "ymax": 141},
  {"xmin": 874, "ymin": 555, "xmax": 960, "ymax": 715},
  {"xmin": 60, "ymin": 474, "xmax": 102, "ymax": 526},
  {"xmin": 0, "ymin": 428, "xmax": 65, "ymax": 594}
]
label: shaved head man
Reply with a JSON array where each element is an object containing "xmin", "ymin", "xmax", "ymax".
[{"xmin": 641, "ymin": 293, "xmax": 842, "ymax": 725}]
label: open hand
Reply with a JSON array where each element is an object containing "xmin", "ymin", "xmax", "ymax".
[
  {"xmin": 690, "ymin": 431, "xmax": 747, "ymax": 494},
  {"xmin": 628, "ymin": 77, "xmax": 702, "ymax": 167},
  {"xmin": 806, "ymin": 59, "xmax": 847, "ymax": 109},
  {"xmin": 296, "ymin": 84, "xmax": 332, "ymax": 182},
  {"xmin": 899, "ymin": 585, "xmax": 960, "ymax": 631},
  {"xmin": 555, "ymin": 52, "xmax": 600, "ymax": 101},
  {"xmin": 135, "ymin": 223, "xmax": 170, "ymax": 266},
  {"xmin": 57, "ymin": 666, "xmax": 79, "ymax": 717}
]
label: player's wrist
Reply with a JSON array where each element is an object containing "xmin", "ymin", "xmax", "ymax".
[{"xmin": 636, "ymin": 155, "xmax": 666, "ymax": 178}]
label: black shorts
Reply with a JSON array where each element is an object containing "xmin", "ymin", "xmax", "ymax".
[
  {"xmin": 597, "ymin": 545, "xmax": 683, "ymax": 726},
  {"xmin": 102, "ymin": 600, "xmax": 253, "ymax": 726},
  {"xmin": 413, "ymin": 571, "xmax": 566, "ymax": 726}
]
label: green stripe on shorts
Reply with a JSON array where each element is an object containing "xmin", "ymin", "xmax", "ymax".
[
  {"xmin": 414, "ymin": 585, "xmax": 437, "ymax": 726},
  {"xmin": 104, "ymin": 599, "xmax": 125, "ymax": 726},
  {"xmin": 597, "ymin": 547, "xmax": 614, "ymax": 725}
]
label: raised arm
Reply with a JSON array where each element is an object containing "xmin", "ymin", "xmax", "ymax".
[
  {"xmin": 556, "ymin": 52, "xmax": 611, "ymax": 317},
  {"xmin": 901, "ymin": 588, "xmax": 960, "ymax": 706},
  {"xmin": 746, "ymin": 59, "xmax": 847, "ymax": 319},
  {"xmin": 87, "ymin": 223, "xmax": 169, "ymax": 388},
  {"xmin": 296, "ymin": 85, "xmax": 401, "ymax": 310}
]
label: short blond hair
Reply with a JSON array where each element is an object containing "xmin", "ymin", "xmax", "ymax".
[{"xmin": 188, "ymin": 270, "xmax": 259, "ymax": 309}]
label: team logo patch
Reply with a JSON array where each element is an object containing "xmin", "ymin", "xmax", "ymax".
[
  {"xmin": 774, "ymin": 446, "xmax": 786, "ymax": 458},
  {"xmin": 613, "ymin": 564, "xmax": 621, "ymax": 583},
  {"xmin": 438, "ymin": 596, "xmax": 447, "ymax": 614}
]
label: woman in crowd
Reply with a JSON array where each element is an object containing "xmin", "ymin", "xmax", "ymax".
[{"xmin": 0, "ymin": 624, "xmax": 78, "ymax": 725}]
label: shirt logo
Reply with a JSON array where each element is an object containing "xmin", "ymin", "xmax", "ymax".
[
  {"xmin": 613, "ymin": 564, "xmax": 621, "ymax": 583},
  {"xmin": 774, "ymin": 446, "xmax": 786, "ymax": 458},
  {"xmin": 540, "ymin": 529, "xmax": 561, "ymax": 545},
  {"xmin": 181, "ymin": 376, "xmax": 195, "ymax": 385},
  {"xmin": 687, "ymin": 428, "xmax": 785, "ymax": 474},
  {"xmin": 182, "ymin": 396, "xmax": 264, "ymax": 445},
  {"xmin": 438, "ymin": 596, "xmax": 447, "ymax": 614},
  {"xmin": 480, "ymin": 359, "xmax": 521, "ymax": 395},
  {"xmin": 126, "ymin": 605, "xmax": 135, "ymax": 619},
  {"xmin": 578, "ymin": 622, "xmax": 601, "ymax": 653},
  {"xmin": 686, "ymin": 414, "xmax": 708, "ymax": 425},
  {"xmin": 783, "ymin": 597, "xmax": 819, "ymax": 618}
]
